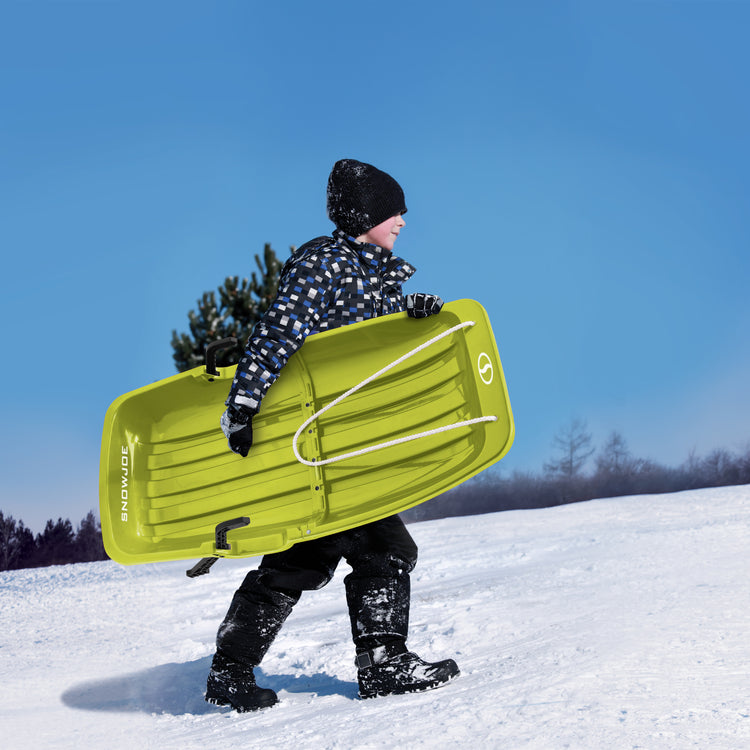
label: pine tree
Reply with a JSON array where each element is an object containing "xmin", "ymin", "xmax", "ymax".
[
  {"xmin": 15, "ymin": 522, "xmax": 35, "ymax": 567},
  {"xmin": 0, "ymin": 512, "xmax": 18, "ymax": 571},
  {"xmin": 0, "ymin": 512, "xmax": 35, "ymax": 571},
  {"xmin": 75, "ymin": 510, "xmax": 107, "ymax": 562},
  {"xmin": 171, "ymin": 243, "xmax": 286, "ymax": 373},
  {"xmin": 35, "ymin": 518, "xmax": 76, "ymax": 567}
]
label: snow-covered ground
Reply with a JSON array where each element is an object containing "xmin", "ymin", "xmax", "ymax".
[{"xmin": 2, "ymin": 486, "xmax": 749, "ymax": 749}]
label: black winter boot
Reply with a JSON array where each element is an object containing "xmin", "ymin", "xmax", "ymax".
[
  {"xmin": 345, "ymin": 564, "xmax": 459, "ymax": 699},
  {"xmin": 205, "ymin": 653, "xmax": 278, "ymax": 712},
  {"xmin": 345, "ymin": 567, "xmax": 411, "ymax": 647},
  {"xmin": 356, "ymin": 642, "xmax": 460, "ymax": 698},
  {"xmin": 205, "ymin": 572, "xmax": 297, "ymax": 712}
]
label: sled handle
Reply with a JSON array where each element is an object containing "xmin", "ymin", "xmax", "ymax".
[
  {"xmin": 185, "ymin": 516, "xmax": 251, "ymax": 578},
  {"xmin": 214, "ymin": 516, "xmax": 251, "ymax": 550},
  {"xmin": 293, "ymin": 320, "xmax": 497, "ymax": 467},
  {"xmin": 205, "ymin": 337, "xmax": 239, "ymax": 376}
]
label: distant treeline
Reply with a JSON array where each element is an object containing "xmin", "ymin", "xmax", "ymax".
[
  {"xmin": 2, "ymin": 424, "xmax": 749, "ymax": 571},
  {"xmin": 0, "ymin": 511, "xmax": 107, "ymax": 572},
  {"xmin": 403, "ymin": 424, "xmax": 750, "ymax": 523}
]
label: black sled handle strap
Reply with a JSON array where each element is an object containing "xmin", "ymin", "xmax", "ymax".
[{"xmin": 186, "ymin": 516, "xmax": 251, "ymax": 578}]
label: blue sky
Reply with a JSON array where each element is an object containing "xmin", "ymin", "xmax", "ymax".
[{"xmin": 1, "ymin": 0, "xmax": 748, "ymax": 532}]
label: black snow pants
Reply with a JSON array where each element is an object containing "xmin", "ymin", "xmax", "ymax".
[{"xmin": 214, "ymin": 515, "xmax": 418, "ymax": 668}]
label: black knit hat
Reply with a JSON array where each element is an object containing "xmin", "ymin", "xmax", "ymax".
[{"xmin": 326, "ymin": 159, "xmax": 407, "ymax": 237}]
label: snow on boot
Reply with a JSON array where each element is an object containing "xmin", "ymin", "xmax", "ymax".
[
  {"xmin": 356, "ymin": 643, "xmax": 460, "ymax": 699},
  {"xmin": 206, "ymin": 572, "xmax": 296, "ymax": 711},
  {"xmin": 205, "ymin": 656, "xmax": 278, "ymax": 712}
]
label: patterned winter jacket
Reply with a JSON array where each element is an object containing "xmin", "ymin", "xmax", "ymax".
[{"xmin": 227, "ymin": 229, "xmax": 416, "ymax": 414}]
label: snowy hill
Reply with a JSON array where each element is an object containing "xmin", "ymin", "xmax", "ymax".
[{"xmin": 2, "ymin": 486, "xmax": 749, "ymax": 750}]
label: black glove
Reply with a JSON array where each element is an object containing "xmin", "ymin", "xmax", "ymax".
[
  {"xmin": 406, "ymin": 293, "xmax": 444, "ymax": 318},
  {"xmin": 220, "ymin": 405, "xmax": 254, "ymax": 457}
]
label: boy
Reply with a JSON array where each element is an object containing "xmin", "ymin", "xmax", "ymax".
[{"xmin": 207, "ymin": 159, "xmax": 459, "ymax": 712}]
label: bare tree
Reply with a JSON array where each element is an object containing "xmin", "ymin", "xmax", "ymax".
[
  {"xmin": 544, "ymin": 418, "xmax": 594, "ymax": 480},
  {"xmin": 738, "ymin": 442, "xmax": 750, "ymax": 484},
  {"xmin": 593, "ymin": 431, "xmax": 647, "ymax": 497},
  {"xmin": 596, "ymin": 430, "xmax": 644, "ymax": 475},
  {"xmin": 701, "ymin": 448, "xmax": 739, "ymax": 487}
]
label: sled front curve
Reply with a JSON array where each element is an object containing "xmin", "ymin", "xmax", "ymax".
[{"xmin": 99, "ymin": 299, "xmax": 514, "ymax": 565}]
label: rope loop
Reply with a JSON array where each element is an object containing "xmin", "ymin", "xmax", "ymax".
[{"xmin": 293, "ymin": 320, "xmax": 497, "ymax": 467}]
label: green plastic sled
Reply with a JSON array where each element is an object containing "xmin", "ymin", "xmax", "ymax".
[{"xmin": 99, "ymin": 299, "xmax": 514, "ymax": 567}]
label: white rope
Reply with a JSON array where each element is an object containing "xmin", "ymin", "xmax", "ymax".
[{"xmin": 293, "ymin": 320, "xmax": 497, "ymax": 467}]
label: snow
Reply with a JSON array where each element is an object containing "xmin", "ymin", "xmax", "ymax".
[{"xmin": 2, "ymin": 486, "xmax": 750, "ymax": 749}]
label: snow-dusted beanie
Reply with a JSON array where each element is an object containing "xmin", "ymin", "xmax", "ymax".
[{"xmin": 326, "ymin": 159, "xmax": 407, "ymax": 237}]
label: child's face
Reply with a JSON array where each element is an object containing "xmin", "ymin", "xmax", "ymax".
[{"xmin": 357, "ymin": 213, "xmax": 406, "ymax": 251}]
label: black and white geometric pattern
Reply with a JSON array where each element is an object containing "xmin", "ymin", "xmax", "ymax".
[{"xmin": 228, "ymin": 230, "xmax": 416, "ymax": 414}]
